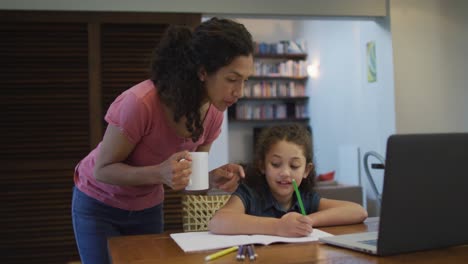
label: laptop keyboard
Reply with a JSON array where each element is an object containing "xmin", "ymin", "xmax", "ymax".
[{"xmin": 358, "ymin": 239, "xmax": 378, "ymax": 246}]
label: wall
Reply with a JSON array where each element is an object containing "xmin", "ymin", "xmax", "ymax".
[
  {"xmin": 298, "ymin": 18, "xmax": 395, "ymax": 216},
  {"xmin": 0, "ymin": 0, "xmax": 386, "ymax": 16},
  {"xmin": 208, "ymin": 112, "xmax": 229, "ymax": 170},
  {"xmin": 390, "ymin": 0, "xmax": 468, "ymax": 133},
  {"xmin": 356, "ymin": 18, "xmax": 396, "ymax": 215}
]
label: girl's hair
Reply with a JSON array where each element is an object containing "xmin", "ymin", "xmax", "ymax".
[
  {"xmin": 245, "ymin": 124, "xmax": 317, "ymax": 198},
  {"xmin": 150, "ymin": 17, "xmax": 253, "ymax": 142}
]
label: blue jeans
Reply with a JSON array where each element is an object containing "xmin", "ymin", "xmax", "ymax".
[{"xmin": 72, "ymin": 187, "xmax": 163, "ymax": 264}]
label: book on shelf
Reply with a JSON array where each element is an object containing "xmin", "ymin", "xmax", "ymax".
[
  {"xmin": 233, "ymin": 102, "xmax": 309, "ymax": 120},
  {"xmin": 295, "ymin": 104, "xmax": 308, "ymax": 118},
  {"xmin": 244, "ymin": 80, "xmax": 305, "ymax": 98},
  {"xmin": 254, "ymin": 60, "xmax": 308, "ymax": 77},
  {"xmin": 254, "ymin": 40, "xmax": 307, "ymax": 55},
  {"xmin": 235, "ymin": 103, "xmax": 288, "ymax": 120}
]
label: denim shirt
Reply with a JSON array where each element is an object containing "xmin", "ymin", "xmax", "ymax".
[{"xmin": 233, "ymin": 183, "xmax": 321, "ymax": 218}]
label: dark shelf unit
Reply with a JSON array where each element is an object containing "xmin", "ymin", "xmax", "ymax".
[
  {"xmin": 228, "ymin": 117, "xmax": 310, "ymax": 123},
  {"xmin": 254, "ymin": 53, "xmax": 307, "ymax": 60},
  {"xmin": 249, "ymin": 75, "xmax": 308, "ymax": 80},
  {"xmin": 237, "ymin": 96, "xmax": 309, "ymax": 102}
]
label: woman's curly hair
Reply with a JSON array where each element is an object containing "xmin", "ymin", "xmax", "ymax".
[{"xmin": 151, "ymin": 17, "xmax": 253, "ymax": 142}]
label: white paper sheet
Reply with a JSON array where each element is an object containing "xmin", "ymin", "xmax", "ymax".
[{"xmin": 170, "ymin": 229, "xmax": 333, "ymax": 252}]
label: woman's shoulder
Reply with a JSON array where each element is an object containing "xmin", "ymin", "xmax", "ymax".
[
  {"xmin": 127, "ymin": 79, "xmax": 157, "ymax": 99},
  {"xmin": 119, "ymin": 80, "xmax": 162, "ymax": 112}
]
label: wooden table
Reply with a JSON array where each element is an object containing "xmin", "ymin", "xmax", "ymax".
[{"xmin": 108, "ymin": 218, "xmax": 468, "ymax": 263}]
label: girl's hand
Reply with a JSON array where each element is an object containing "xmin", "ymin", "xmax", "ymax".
[
  {"xmin": 276, "ymin": 212, "xmax": 313, "ymax": 237},
  {"xmin": 157, "ymin": 151, "xmax": 192, "ymax": 190},
  {"xmin": 209, "ymin": 163, "xmax": 245, "ymax": 192}
]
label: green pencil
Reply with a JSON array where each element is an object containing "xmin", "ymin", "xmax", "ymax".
[{"xmin": 292, "ymin": 179, "xmax": 306, "ymax": 215}]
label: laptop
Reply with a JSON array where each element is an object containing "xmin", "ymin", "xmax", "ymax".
[{"xmin": 319, "ymin": 133, "xmax": 468, "ymax": 256}]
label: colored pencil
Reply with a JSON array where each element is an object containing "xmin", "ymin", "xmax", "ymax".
[
  {"xmin": 247, "ymin": 244, "xmax": 255, "ymax": 260},
  {"xmin": 204, "ymin": 246, "xmax": 238, "ymax": 261},
  {"xmin": 292, "ymin": 179, "xmax": 306, "ymax": 215},
  {"xmin": 236, "ymin": 245, "xmax": 244, "ymax": 261}
]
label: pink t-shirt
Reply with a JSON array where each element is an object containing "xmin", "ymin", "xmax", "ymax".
[{"xmin": 74, "ymin": 80, "xmax": 223, "ymax": 211}]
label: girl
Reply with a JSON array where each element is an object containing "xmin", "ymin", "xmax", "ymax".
[{"xmin": 209, "ymin": 124, "xmax": 368, "ymax": 237}]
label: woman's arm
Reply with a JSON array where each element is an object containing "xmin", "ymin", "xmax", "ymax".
[
  {"xmin": 93, "ymin": 124, "xmax": 191, "ymax": 189},
  {"xmin": 307, "ymin": 198, "xmax": 368, "ymax": 227},
  {"xmin": 208, "ymin": 195, "xmax": 313, "ymax": 237}
]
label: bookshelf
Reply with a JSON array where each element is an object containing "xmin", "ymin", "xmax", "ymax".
[
  {"xmin": 228, "ymin": 51, "xmax": 309, "ymax": 122},
  {"xmin": 227, "ymin": 41, "xmax": 311, "ymax": 163}
]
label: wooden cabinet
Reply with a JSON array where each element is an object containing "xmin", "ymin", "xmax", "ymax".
[{"xmin": 0, "ymin": 10, "xmax": 200, "ymax": 264}]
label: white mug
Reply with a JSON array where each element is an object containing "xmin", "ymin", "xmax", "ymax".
[{"xmin": 185, "ymin": 152, "xmax": 209, "ymax": 191}]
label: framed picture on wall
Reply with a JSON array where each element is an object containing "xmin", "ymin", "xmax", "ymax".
[{"xmin": 367, "ymin": 41, "xmax": 377, "ymax": 83}]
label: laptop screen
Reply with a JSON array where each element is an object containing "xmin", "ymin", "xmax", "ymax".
[{"xmin": 377, "ymin": 133, "xmax": 468, "ymax": 255}]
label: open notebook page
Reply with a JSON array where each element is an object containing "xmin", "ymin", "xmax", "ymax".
[{"xmin": 170, "ymin": 229, "xmax": 333, "ymax": 252}]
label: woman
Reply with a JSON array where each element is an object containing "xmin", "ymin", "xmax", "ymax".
[{"xmin": 72, "ymin": 17, "xmax": 254, "ymax": 264}]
